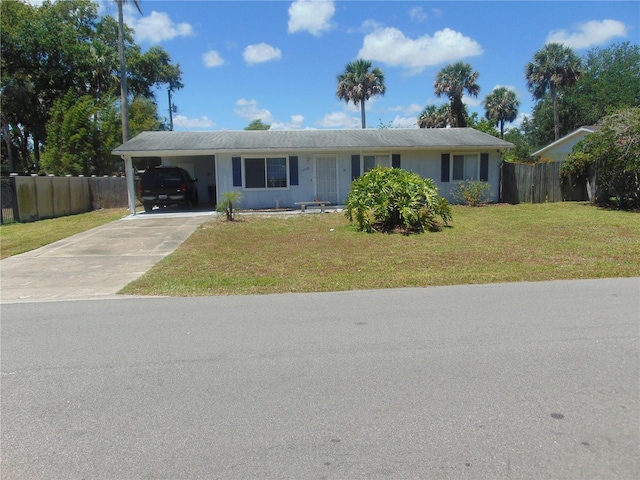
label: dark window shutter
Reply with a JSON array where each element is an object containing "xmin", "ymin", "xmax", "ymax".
[
  {"xmin": 480, "ymin": 153, "xmax": 489, "ymax": 181},
  {"xmin": 232, "ymin": 157, "xmax": 242, "ymax": 187},
  {"xmin": 351, "ymin": 155, "xmax": 360, "ymax": 180},
  {"xmin": 289, "ymin": 156, "xmax": 299, "ymax": 186},
  {"xmin": 440, "ymin": 153, "xmax": 450, "ymax": 182},
  {"xmin": 392, "ymin": 154, "xmax": 401, "ymax": 169}
]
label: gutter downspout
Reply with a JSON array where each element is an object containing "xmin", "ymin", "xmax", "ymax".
[{"xmin": 122, "ymin": 154, "xmax": 137, "ymax": 215}]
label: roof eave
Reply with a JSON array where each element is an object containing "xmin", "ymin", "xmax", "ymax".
[{"xmin": 112, "ymin": 144, "xmax": 513, "ymax": 157}]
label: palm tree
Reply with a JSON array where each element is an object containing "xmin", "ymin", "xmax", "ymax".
[
  {"xmin": 483, "ymin": 87, "xmax": 520, "ymax": 138},
  {"xmin": 336, "ymin": 59, "xmax": 386, "ymax": 129},
  {"xmin": 525, "ymin": 43, "xmax": 581, "ymax": 140},
  {"xmin": 116, "ymin": 0, "xmax": 142, "ymax": 143},
  {"xmin": 417, "ymin": 104, "xmax": 450, "ymax": 128},
  {"xmin": 434, "ymin": 62, "xmax": 480, "ymax": 127}
]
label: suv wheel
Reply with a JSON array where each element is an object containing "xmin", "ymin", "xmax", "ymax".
[{"xmin": 143, "ymin": 203, "xmax": 153, "ymax": 212}]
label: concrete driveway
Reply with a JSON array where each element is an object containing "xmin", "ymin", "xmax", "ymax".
[{"xmin": 0, "ymin": 210, "xmax": 215, "ymax": 303}]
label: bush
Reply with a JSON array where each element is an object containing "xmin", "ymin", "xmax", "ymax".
[
  {"xmin": 563, "ymin": 107, "xmax": 640, "ymax": 210},
  {"xmin": 345, "ymin": 166, "xmax": 452, "ymax": 233},
  {"xmin": 451, "ymin": 180, "xmax": 492, "ymax": 206}
]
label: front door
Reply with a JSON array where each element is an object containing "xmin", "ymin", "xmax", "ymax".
[{"xmin": 315, "ymin": 155, "xmax": 338, "ymax": 204}]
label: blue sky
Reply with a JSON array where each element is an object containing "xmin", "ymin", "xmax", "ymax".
[{"xmin": 98, "ymin": 0, "xmax": 638, "ymax": 131}]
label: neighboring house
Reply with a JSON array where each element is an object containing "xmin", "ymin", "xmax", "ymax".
[
  {"xmin": 112, "ymin": 128, "xmax": 513, "ymax": 212},
  {"xmin": 531, "ymin": 126, "xmax": 598, "ymax": 162}
]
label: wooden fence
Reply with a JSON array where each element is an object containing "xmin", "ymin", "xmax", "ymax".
[
  {"xmin": 500, "ymin": 162, "xmax": 587, "ymax": 204},
  {"xmin": 6, "ymin": 175, "xmax": 128, "ymax": 223}
]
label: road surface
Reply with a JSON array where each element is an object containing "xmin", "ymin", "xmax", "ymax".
[{"xmin": 1, "ymin": 278, "xmax": 638, "ymax": 479}]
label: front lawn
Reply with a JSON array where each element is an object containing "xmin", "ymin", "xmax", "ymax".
[{"xmin": 120, "ymin": 203, "xmax": 640, "ymax": 296}]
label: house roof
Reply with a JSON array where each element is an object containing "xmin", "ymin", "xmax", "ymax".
[
  {"xmin": 112, "ymin": 128, "xmax": 514, "ymax": 157},
  {"xmin": 532, "ymin": 126, "xmax": 598, "ymax": 157}
]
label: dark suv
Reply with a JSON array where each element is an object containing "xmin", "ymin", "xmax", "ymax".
[{"xmin": 138, "ymin": 167, "xmax": 199, "ymax": 212}]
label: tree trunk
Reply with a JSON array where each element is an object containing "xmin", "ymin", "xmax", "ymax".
[
  {"xmin": 551, "ymin": 85, "xmax": 560, "ymax": 140},
  {"xmin": 33, "ymin": 132, "xmax": 41, "ymax": 168},
  {"xmin": 2, "ymin": 118, "xmax": 15, "ymax": 173},
  {"xmin": 360, "ymin": 101, "xmax": 366, "ymax": 129},
  {"xmin": 226, "ymin": 200, "xmax": 233, "ymax": 221},
  {"xmin": 118, "ymin": 2, "xmax": 130, "ymax": 143}
]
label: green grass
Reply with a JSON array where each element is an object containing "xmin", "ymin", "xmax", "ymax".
[
  {"xmin": 0, "ymin": 208, "xmax": 129, "ymax": 259},
  {"xmin": 120, "ymin": 202, "xmax": 640, "ymax": 296}
]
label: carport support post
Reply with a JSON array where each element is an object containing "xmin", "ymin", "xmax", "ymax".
[{"xmin": 123, "ymin": 155, "xmax": 137, "ymax": 215}]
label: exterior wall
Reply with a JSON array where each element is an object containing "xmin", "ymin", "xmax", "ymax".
[
  {"xmin": 400, "ymin": 150, "xmax": 501, "ymax": 202},
  {"xmin": 535, "ymin": 131, "xmax": 591, "ymax": 162},
  {"xmin": 212, "ymin": 148, "xmax": 502, "ymax": 209}
]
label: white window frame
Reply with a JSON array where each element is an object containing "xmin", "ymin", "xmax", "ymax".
[
  {"xmin": 362, "ymin": 153, "xmax": 391, "ymax": 173},
  {"xmin": 242, "ymin": 155, "xmax": 289, "ymax": 190},
  {"xmin": 451, "ymin": 153, "xmax": 480, "ymax": 181}
]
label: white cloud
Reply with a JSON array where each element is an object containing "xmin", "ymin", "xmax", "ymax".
[
  {"xmin": 202, "ymin": 50, "xmax": 224, "ymax": 68},
  {"xmin": 358, "ymin": 27, "xmax": 483, "ymax": 75},
  {"xmin": 270, "ymin": 115, "xmax": 306, "ymax": 130},
  {"xmin": 288, "ymin": 0, "xmax": 335, "ymax": 36},
  {"xmin": 391, "ymin": 116, "xmax": 419, "ymax": 129},
  {"xmin": 317, "ymin": 112, "xmax": 361, "ymax": 129},
  {"xmin": 463, "ymin": 94, "xmax": 482, "ymax": 108},
  {"xmin": 127, "ymin": 10, "xmax": 193, "ymax": 43},
  {"xmin": 235, "ymin": 99, "xmax": 273, "ymax": 122},
  {"xmin": 243, "ymin": 43, "xmax": 282, "ymax": 65},
  {"xmin": 546, "ymin": 19, "xmax": 627, "ymax": 49},
  {"xmin": 387, "ymin": 103, "xmax": 424, "ymax": 115},
  {"xmin": 173, "ymin": 115, "xmax": 215, "ymax": 129},
  {"xmin": 409, "ymin": 7, "xmax": 428, "ymax": 23}
]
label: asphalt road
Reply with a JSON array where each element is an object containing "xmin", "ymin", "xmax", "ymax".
[{"xmin": 1, "ymin": 278, "xmax": 639, "ymax": 479}]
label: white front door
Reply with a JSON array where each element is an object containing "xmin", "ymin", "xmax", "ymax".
[{"xmin": 315, "ymin": 155, "xmax": 338, "ymax": 203}]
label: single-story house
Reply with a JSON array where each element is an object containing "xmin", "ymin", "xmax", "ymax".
[
  {"xmin": 112, "ymin": 128, "xmax": 513, "ymax": 213},
  {"xmin": 531, "ymin": 126, "xmax": 598, "ymax": 162}
]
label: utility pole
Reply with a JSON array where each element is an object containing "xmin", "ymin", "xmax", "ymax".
[{"xmin": 168, "ymin": 88, "xmax": 174, "ymax": 131}]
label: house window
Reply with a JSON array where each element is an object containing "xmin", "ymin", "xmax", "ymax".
[
  {"xmin": 452, "ymin": 154, "xmax": 479, "ymax": 181},
  {"xmin": 244, "ymin": 157, "xmax": 288, "ymax": 189},
  {"xmin": 363, "ymin": 154, "xmax": 390, "ymax": 173}
]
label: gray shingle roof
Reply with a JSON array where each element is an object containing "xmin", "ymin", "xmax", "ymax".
[{"xmin": 112, "ymin": 128, "xmax": 514, "ymax": 156}]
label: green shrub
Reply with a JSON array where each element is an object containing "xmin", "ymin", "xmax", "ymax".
[
  {"xmin": 345, "ymin": 166, "xmax": 452, "ymax": 233},
  {"xmin": 564, "ymin": 107, "xmax": 640, "ymax": 210},
  {"xmin": 451, "ymin": 180, "xmax": 492, "ymax": 206}
]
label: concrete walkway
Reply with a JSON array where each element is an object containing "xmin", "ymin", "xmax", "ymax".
[{"xmin": 0, "ymin": 210, "xmax": 216, "ymax": 303}]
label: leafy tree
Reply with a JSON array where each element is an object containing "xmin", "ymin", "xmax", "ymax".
[
  {"xmin": 576, "ymin": 42, "xmax": 640, "ymax": 124},
  {"xmin": 1, "ymin": 0, "xmax": 98, "ymax": 169},
  {"xmin": 467, "ymin": 113, "xmax": 500, "ymax": 137},
  {"xmin": 129, "ymin": 45, "xmax": 184, "ymax": 100},
  {"xmin": 525, "ymin": 43, "xmax": 581, "ymax": 141},
  {"xmin": 244, "ymin": 119, "xmax": 271, "ymax": 130},
  {"xmin": 532, "ymin": 42, "xmax": 640, "ymax": 144},
  {"xmin": 483, "ymin": 87, "xmax": 520, "ymax": 138},
  {"xmin": 562, "ymin": 107, "xmax": 640, "ymax": 209},
  {"xmin": 41, "ymin": 92, "xmax": 102, "ymax": 176},
  {"xmin": 418, "ymin": 104, "xmax": 450, "ymax": 128},
  {"xmin": 336, "ymin": 59, "xmax": 386, "ymax": 129},
  {"xmin": 129, "ymin": 96, "xmax": 162, "ymax": 137},
  {"xmin": 502, "ymin": 125, "xmax": 536, "ymax": 163},
  {"xmin": 434, "ymin": 62, "xmax": 480, "ymax": 127},
  {"xmin": 345, "ymin": 166, "xmax": 451, "ymax": 233},
  {"xmin": 1, "ymin": 0, "xmax": 182, "ymax": 175}
]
